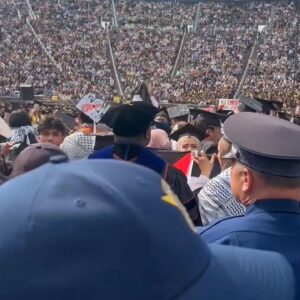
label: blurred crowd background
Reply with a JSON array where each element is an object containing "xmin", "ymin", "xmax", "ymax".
[{"xmin": 1, "ymin": 0, "xmax": 299, "ymax": 107}]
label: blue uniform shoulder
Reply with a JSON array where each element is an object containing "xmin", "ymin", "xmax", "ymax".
[{"xmin": 198, "ymin": 215, "xmax": 248, "ymax": 244}]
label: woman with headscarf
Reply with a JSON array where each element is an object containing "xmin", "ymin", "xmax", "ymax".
[
  {"xmin": 170, "ymin": 123, "xmax": 215, "ymax": 193},
  {"xmin": 147, "ymin": 129, "xmax": 171, "ymax": 150}
]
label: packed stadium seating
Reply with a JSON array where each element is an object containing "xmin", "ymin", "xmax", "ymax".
[{"xmin": 0, "ymin": 0, "xmax": 299, "ymax": 106}]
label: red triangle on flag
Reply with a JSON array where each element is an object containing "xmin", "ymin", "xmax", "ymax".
[{"xmin": 172, "ymin": 152, "xmax": 194, "ymax": 180}]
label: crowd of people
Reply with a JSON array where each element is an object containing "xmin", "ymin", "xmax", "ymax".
[
  {"xmin": 174, "ymin": 2, "xmax": 264, "ymax": 103},
  {"xmin": 116, "ymin": 0, "xmax": 195, "ymax": 28},
  {"xmin": 111, "ymin": 27, "xmax": 181, "ymax": 100},
  {"xmin": 0, "ymin": 97, "xmax": 300, "ymax": 298},
  {"xmin": 1, "ymin": 0, "xmax": 300, "ymax": 297},
  {"xmin": 1, "ymin": 0, "xmax": 114, "ymax": 101},
  {"xmin": 242, "ymin": 3, "xmax": 300, "ymax": 106},
  {"xmin": 1, "ymin": 0, "xmax": 299, "ymax": 106}
]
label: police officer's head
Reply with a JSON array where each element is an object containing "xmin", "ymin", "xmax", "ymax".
[{"xmin": 224, "ymin": 113, "xmax": 300, "ymax": 206}]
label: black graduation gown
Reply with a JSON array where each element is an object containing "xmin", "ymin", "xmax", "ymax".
[{"xmin": 89, "ymin": 144, "xmax": 202, "ymax": 225}]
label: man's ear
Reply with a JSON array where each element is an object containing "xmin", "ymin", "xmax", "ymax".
[
  {"xmin": 240, "ymin": 167, "xmax": 256, "ymax": 205},
  {"xmin": 241, "ymin": 167, "xmax": 254, "ymax": 192}
]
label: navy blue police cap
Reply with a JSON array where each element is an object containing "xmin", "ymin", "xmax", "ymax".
[
  {"xmin": 224, "ymin": 112, "xmax": 300, "ymax": 177},
  {"xmin": 0, "ymin": 159, "xmax": 294, "ymax": 299}
]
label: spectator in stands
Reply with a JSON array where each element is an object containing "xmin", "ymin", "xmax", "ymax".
[
  {"xmin": 242, "ymin": 3, "xmax": 300, "ymax": 105},
  {"xmin": 1, "ymin": 1, "xmax": 298, "ymax": 105},
  {"xmin": 30, "ymin": 102, "xmax": 42, "ymax": 126}
]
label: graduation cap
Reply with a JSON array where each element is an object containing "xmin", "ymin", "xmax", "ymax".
[
  {"xmin": 189, "ymin": 107, "xmax": 203, "ymax": 119},
  {"xmin": 33, "ymin": 100, "xmax": 41, "ymax": 106},
  {"xmin": 169, "ymin": 123, "xmax": 205, "ymax": 142},
  {"xmin": 271, "ymin": 99, "xmax": 283, "ymax": 111},
  {"xmin": 132, "ymin": 82, "xmax": 159, "ymax": 108},
  {"xmin": 54, "ymin": 111, "xmax": 77, "ymax": 132},
  {"xmin": 167, "ymin": 105, "xmax": 190, "ymax": 120},
  {"xmin": 255, "ymin": 97, "xmax": 280, "ymax": 115},
  {"xmin": 277, "ymin": 111, "xmax": 290, "ymax": 121},
  {"xmin": 154, "ymin": 106, "xmax": 171, "ymax": 125},
  {"xmin": 191, "ymin": 109, "xmax": 222, "ymax": 128},
  {"xmin": 216, "ymin": 109, "xmax": 234, "ymax": 123},
  {"xmin": 239, "ymin": 96, "xmax": 282, "ymax": 115},
  {"xmin": 102, "ymin": 102, "xmax": 158, "ymax": 137},
  {"xmin": 238, "ymin": 96, "xmax": 262, "ymax": 113}
]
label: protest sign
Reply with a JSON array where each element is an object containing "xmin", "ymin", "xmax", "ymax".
[
  {"xmin": 76, "ymin": 93, "xmax": 110, "ymax": 124},
  {"xmin": 218, "ymin": 99, "xmax": 240, "ymax": 112}
]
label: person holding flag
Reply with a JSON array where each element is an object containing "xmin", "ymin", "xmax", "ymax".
[{"xmin": 170, "ymin": 123, "xmax": 216, "ymax": 194}]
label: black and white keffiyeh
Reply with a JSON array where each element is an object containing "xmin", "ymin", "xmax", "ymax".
[{"xmin": 60, "ymin": 132, "xmax": 95, "ymax": 159}]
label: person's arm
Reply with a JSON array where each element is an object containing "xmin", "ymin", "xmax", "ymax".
[
  {"xmin": 188, "ymin": 151, "xmax": 215, "ymax": 192},
  {"xmin": 188, "ymin": 175, "xmax": 210, "ymax": 191}
]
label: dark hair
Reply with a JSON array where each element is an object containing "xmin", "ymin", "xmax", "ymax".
[
  {"xmin": 191, "ymin": 118, "xmax": 209, "ymax": 140},
  {"xmin": 38, "ymin": 118, "xmax": 67, "ymax": 136},
  {"xmin": 8, "ymin": 110, "xmax": 32, "ymax": 128},
  {"xmin": 78, "ymin": 111, "xmax": 94, "ymax": 125}
]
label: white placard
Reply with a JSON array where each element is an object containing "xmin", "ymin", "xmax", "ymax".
[{"xmin": 76, "ymin": 93, "xmax": 110, "ymax": 123}]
